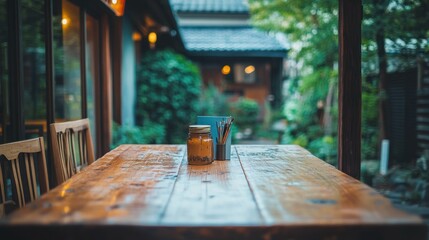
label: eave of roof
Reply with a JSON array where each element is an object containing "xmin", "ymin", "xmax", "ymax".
[
  {"xmin": 170, "ymin": 0, "xmax": 249, "ymax": 14},
  {"xmin": 180, "ymin": 26, "xmax": 288, "ymax": 57}
]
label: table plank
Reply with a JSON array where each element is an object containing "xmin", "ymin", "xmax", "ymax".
[
  {"xmin": 161, "ymin": 149, "xmax": 262, "ymax": 224},
  {"xmin": 236, "ymin": 145, "xmax": 423, "ymax": 225},
  {"xmin": 5, "ymin": 145, "xmax": 185, "ymax": 224}
]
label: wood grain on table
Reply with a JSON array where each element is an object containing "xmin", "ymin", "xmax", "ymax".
[{"xmin": 0, "ymin": 145, "xmax": 425, "ymax": 240}]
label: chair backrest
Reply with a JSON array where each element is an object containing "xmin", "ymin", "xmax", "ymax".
[
  {"xmin": 50, "ymin": 118, "xmax": 95, "ymax": 186},
  {"xmin": 0, "ymin": 137, "xmax": 49, "ymax": 216}
]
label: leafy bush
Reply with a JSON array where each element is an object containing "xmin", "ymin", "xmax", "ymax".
[
  {"xmin": 135, "ymin": 49, "xmax": 201, "ymax": 143},
  {"xmin": 361, "ymin": 81, "xmax": 379, "ymax": 160},
  {"xmin": 111, "ymin": 123, "xmax": 144, "ymax": 149},
  {"xmin": 308, "ymin": 135, "xmax": 337, "ymax": 165},
  {"xmin": 111, "ymin": 122, "xmax": 166, "ymax": 149},
  {"xmin": 198, "ymin": 84, "xmax": 229, "ymax": 116},
  {"xmin": 230, "ymin": 98, "xmax": 260, "ymax": 130}
]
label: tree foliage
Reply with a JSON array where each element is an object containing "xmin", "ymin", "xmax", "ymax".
[
  {"xmin": 249, "ymin": 0, "xmax": 428, "ymax": 164},
  {"xmin": 136, "ymin": 49, "xmax": 202, "ymax": 143},
  {"xmin": 361, "ymin": 0, "xmax": 429, "ymax": 76},
  {"xmin": 249, "ymin": 0, "xmax": 339, "ymax": 162},
  {"xmin": 363, "ymin": 0, "xmax": 429, "ymax": 49}
]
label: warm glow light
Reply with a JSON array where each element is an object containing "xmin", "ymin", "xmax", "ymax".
[
  {"xmin": 148, "ymin": 32, "xmax": 157, "ymax": 44},
  {"xmin": 244, "ymin": 65, "xmax": 255, "ymax": 74},
  {"xmin": 132, "ymin": 32, "xmax": 142, "ymax": 41},
  {"xmin": 221, "ymin": 65, "xmax": 231, "ymax": 75},
  {"xmin": 61, "ymin": 18, "xmax": 69, "ymax": 26},
  {"xmin": 107, "ymin": 0, "xmax": 125, "ymax": 16},
  {"xmin": 64, "ymin": 206, "xmax": 70, "ymax": 214},
  {"xmin": 60, "ymin": 183, "xmax": 71, "ymax": 197}
]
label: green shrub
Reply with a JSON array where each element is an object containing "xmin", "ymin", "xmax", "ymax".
[
  {"xmin": 111, "ymin": 122, "xmax": 166, "ymax": 149},
  {"xmin": 135, "ymin": 49, "xmax": 201, "ymax": 143},
  {"xmin": 198, "ymin": 84, "xmax": 229, "ymax": 116},
  {"xmin": 111, "ymin": 123, "xmax": 145, "ymax": 149},
  {"xmin": 361, "ymin": 81, "xmax": 379, "ymax": 160},
  {"xmin": 308, "ymin": 135, "xmax": 337, "ymax": 165},
  {"xmin": 292, "ymin": 134, "xmax": 309, "ymax": 147},
  {"xmin": 230, "ymin": 98, "xmax": 260, "ymax": 130}
]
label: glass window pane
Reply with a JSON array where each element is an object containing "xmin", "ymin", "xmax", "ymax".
[
  {"xmin": 0, "ymin": 0, "xmax": 7, "ymax": 143},
  {"xmin": 85, "ymin": 13, "xmax": 99, "ymax": 150},
  {"xmin": 55, "ymin": 0, "xmax": 82, "ymax": 121},
  {"xmin": 233, "ymin": 64, "xmax": 257, "ymax": 84},
  {"xmin": 22, "ymin": 0, "xmax": 47, "ymax": 139}
]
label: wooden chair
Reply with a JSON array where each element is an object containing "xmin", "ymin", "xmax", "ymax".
[
  {"xmin": 50, "ymin": 118, "xmax": 95, "ymax": 186},
  {"xmin": 0, "ymin": 137, "xmax": 49, "ymax": 216}
]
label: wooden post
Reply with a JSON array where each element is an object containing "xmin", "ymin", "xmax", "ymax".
[
  {"xmin": 7, "ymin": 0, "xmax": 24, "ymax": 141},
  {"xmin": 100, "ymin": 14, "xmax": 113, "ymax": 157},
  {"xmin": 80, "ymin": 10, "xmax": 87, "ymax": 118},
  {"xmin": 338, "ymin": 0, "xmax": 362, "ymax": 179},
  {"xmin": 44, "ymin": 0, "xmax": 55, "ymax": 188}
]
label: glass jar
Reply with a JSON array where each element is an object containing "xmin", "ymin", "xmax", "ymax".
[{"xmin": 187, "ymin": 125, "xmax": 214, "ymax": 165}]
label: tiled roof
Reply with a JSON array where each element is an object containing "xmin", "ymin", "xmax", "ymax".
[
  {"xmin": 170, "ymin": 0, "xmax": 249, "ymax": 13},
  {"xmin": 180, "ymin": 27, "xmax": 287, "ymax": 55}
]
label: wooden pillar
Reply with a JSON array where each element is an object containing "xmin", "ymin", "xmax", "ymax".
[
  {"xmin": 44, "ymin": 0, "xmax": 56, "ymax": 188},
  {"xmin": 338, "ymin": 0, "xmax": 362, "ymax": 179},
  {"xmin": 7, "ymin": 0, "xmax": 24, "ymax": 141},
  {"xmin": 80, "ymin": 10, "xmax": 87, "ymax": 118},
  {"xmin": 112, "ymin": 17, "xmax": 123, "ymax": 125},
  {"xmin": 100, "ymin": 14, "xmax": 113, "ymax": 156}
]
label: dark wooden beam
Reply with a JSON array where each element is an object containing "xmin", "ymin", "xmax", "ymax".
[
  {"xmin": 99, "ymin": 14, "xmax": 113, "ymax": 156},
  {"xmin": 7, "ymin": 0, "xmax": 24, "ymax": 141},
  {"xmin": 338, "ymin": 0, "xmax": 362, "ymax": 179},
  {"xmin": 44, "ymin": 0, "xmax": 56, "ymax": 188},
  {"xmin": 112, "ymin": 17, "xmax": 122, "ymax": 125},
  {"xmin": 80, "ymin": 9, "xmax": 87, "ymax": 118}
]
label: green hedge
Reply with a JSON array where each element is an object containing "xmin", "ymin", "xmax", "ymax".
[{"xmin": 135, "ymin": 49, "xmax": 202, "ymax": 143}]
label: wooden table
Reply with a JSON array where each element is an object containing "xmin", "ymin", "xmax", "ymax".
[{"xmin": 0, "ymin": 145, "xmax": 425, "ymax": 240}]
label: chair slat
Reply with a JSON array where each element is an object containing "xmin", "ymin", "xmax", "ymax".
[
  {"xmin": 0, "ymin": 164, "xmax": 5, "ymax": 203},
  {"xmin": 24, "ymin": 155, "xmax": 34, "ymax": 202},
  {"xmin": 29, "ymin": 154, "xmax": 38, "ymax": 200},
  {"xmin": 59, "ymin": 133, "xmax": 67, "ymax": 181},
  {"xmin": 83, "ymin": 134, "xmax": 88, "ymax": 165},
  {"xmin": 63, "ymin": 132, "xmax": 71, "ymax": 179},
  {"xmin": 79, "ymin": 132, "xmax": 84, "ymax": 166},
  {"xmin": 16, "ymin": 159, "xmax": 25, "ymax": 207},
  {"xmin": 11, "ymin": 159, "xmax": 23, "ymax": 207},
  {"xmin": 69, "ymin": 131, "xmax": 77, "ymax": 174}
]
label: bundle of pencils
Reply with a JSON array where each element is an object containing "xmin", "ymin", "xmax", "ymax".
[{"xmin": 216, "ymin": 117, "xmax": 234, "ymax": 145}]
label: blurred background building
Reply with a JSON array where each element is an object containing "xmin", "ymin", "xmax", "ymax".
[{"xmin": 171, "ymin": 0, "xmax": 288, "ymax": 116}]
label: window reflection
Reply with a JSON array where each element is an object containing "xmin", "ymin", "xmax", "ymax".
[
  {"xmin": 222, "ymin": 63, "xmax": 259, "ymax": 84},
  {"xmin": 55, "ymin": 0, "xmax": 82, "ymax": 121},
  {"xmin": 22, "ymin": 0, "xmax": 47, "ymax": 139},
  {"xmin": 0, "ymin": 0, "xmax": 7, "ymax": 143}
]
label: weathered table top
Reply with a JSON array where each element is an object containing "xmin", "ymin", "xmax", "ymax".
[{"xmin": 0, "ymin": 145, "xmax": 425, "ymax": 240}]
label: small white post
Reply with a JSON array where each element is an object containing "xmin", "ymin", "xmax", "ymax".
[{"xmin": 380, "ymin": 139, "xmax": 390, "ymax": 175}]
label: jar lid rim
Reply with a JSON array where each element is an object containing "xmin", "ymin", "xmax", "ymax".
[
  {"xmin": 189, "ymin": 125, "xmax": 210, "ymax": 128},
  {"xmin": 189, "ymin": 125, "xmax": 211, "ymax": 133}
]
